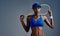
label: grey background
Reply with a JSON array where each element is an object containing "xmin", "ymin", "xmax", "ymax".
[{"xmin": 0, "ymin": 0, "xmax": 60, "ymax": 36}]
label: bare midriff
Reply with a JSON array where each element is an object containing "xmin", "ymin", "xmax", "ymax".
[{"xmin": 31, "ymin": 27, "xmax": 44, "ymax": 36}]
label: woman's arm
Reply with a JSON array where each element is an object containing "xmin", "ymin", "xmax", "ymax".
[
  {"xmin": 44, "ymin": 16, "xmax": 54, "ymax": 29},
  {"xmin": 20, "ymin": 15, "xmax": 30, "ymax": 32},
  {"xmin": 44, "ymin": 10, "xmax": 54, "ymax": 29}
]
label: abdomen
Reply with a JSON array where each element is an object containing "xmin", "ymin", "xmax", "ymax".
[{"xmin": 31, "ymin": 27, "xmax": 44, "ymax": 36}]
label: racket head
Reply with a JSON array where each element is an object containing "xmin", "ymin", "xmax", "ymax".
[{"xmin": 38, "ymin": 4, "xmax": 50, "ymax": 15}]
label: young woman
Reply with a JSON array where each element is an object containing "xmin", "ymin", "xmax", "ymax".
[{"xmin": 20, "ymin": 2, "xmax": 54, "ymax": 36}]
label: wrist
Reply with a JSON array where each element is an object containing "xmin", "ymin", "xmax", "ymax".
[{"xmin": 50, "ymin": 15, "xmax": 53, "ymax": 19}]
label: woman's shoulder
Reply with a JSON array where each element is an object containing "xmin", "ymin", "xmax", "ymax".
[
  {"xmin": 27, "ymin": 15, "xmax": 33, "ymax": 19},
  {"xmin": 41, "ymin": 15, "xmax": 47, "ymax": 20}
]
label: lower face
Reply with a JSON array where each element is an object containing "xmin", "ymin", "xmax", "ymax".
[{"xmin": 33, "ymin": 7, "xmax": 41, "ymax": 14}]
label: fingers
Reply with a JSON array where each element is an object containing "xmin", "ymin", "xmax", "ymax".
[
  {"xmin": 48, "ymin": 10, "xmax": 52, "ymax": 16},
  {"xmin": 20, "ymin": 15, "xmax": 24, "ymax": 19},
  {"xmin": 20, "ymin": 15, "xmax": 24, "ymax": 22}
]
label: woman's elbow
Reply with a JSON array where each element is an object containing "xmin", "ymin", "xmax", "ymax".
[
  {"xmin": 25, "ymin": 28, "xmax": 29, "ymax": 32},
  {"xmin": 51, "ymin": 26, "xmax": 54, "ymax": 29},
  {"xmin": 51, "ymin": 24, "xmax": 54, "ymax": 29},
  {"xmin": 25, "ymin": 30, "xmax": 29, "ymax": 32}
]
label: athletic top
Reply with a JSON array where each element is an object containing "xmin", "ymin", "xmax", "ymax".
[{"xmin": 30, "ymin": 15, "xmax": 44, "ymax": 29}]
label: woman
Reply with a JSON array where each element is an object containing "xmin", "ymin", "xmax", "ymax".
[{"xmin": 20, "ymin": 2, "xmax": 54, "ymax": 36}]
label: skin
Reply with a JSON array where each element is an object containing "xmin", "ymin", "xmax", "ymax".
[{"xmin": 20, "ymin": 7, "xmax": 54, "ymax": 36}]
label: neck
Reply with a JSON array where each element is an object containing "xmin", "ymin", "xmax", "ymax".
[{"xmin": 34, "ymin": 13, "xmax": 38, "ymax": 16}]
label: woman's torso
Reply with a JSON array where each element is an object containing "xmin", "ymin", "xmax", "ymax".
[{"xmin": 30, "ymin": 15, "xmax": 44, "ymax": 36}]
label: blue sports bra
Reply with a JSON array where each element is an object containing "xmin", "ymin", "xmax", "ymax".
[{"xmin": 30, "ymin": 15, "xmax": 44, "ymax": 29}]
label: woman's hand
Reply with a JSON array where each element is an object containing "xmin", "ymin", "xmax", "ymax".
[
  {"xmin": 20, "ymin": 15, "xmax": 24, "ymax": 22},
  {"xmin": 48, "ymin": 9, "xmax": 52, "ymax": 16}
]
